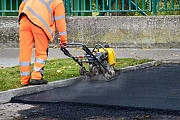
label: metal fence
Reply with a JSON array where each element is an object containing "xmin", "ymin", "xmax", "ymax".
[
  {"xmin": 0, "ymin": 0, "xmax": 23, "ymax": 12},
  {"xmin": 65, "ymin": 0, "xmax": 151, "ymax": 16},
  {"xmin": 157, "ymin": 0, "xmax": 180, "ymax": 11},
  {"xmin": 0, "ymin": 0, "xmax": 180, "ymax": 16}
]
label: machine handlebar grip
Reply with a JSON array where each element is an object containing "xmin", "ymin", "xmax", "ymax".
[{"xmin": 63, "ymin": 43, "xmax": 84, "ymax": 46}]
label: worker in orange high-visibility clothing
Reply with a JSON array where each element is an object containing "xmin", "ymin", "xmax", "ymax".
[{"xmin": 18, "ymin": 0, "xmax": 67, "ymax": 86}]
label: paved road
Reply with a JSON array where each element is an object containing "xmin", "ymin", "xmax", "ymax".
[{"xmin": 1, "ymin": 48, "xmax": 180, "ymax": 68}]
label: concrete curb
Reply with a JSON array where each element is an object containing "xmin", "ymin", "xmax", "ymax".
[
  {"xmin": 0, "ymin": 76, "xmax": 83, "ymax": 104},
  {"xmin": 161, "ymin": 60, "xmax": 180, "ymax": 64},
  {"xmin": 0, "ymin": 60, "xmax": 179, "ymax": 104},
  {"xmin": 119, "ymin": 60, "xmax": 180, "ymax": 73},
  {"xmin": 119, "ymin": 61, "xmax": 162, "ymax": 72}
]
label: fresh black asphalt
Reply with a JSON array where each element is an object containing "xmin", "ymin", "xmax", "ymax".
[{"xmin": 11, "ymin": 64, "xmax": 180, "ymax": 119}]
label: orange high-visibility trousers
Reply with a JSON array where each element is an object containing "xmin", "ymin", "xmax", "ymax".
[{"xmin": 19, "ymin": 15, "xmax": 49, "ymax": 85}]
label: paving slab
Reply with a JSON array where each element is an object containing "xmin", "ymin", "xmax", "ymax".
[{"xmin": 0, "ymin": 103, "xmax": 35, "ymax": 120}]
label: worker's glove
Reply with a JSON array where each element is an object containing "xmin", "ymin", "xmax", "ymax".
[{"xmin": 60, "ymin": 43, "xmax": 67, "ymax": 48}]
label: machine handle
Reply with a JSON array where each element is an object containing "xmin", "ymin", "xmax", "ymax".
[
  {"xmin": 60, "ymin": 47, "xmax": 73, "ymax": 58},
  {"xmin": 60, "ymin": 46, "xmax": 83, "ymax": 67},
  {"xmin": 62, "ymin": 43, "xmax": 85, "ymax": 46},
  {"xmin": 60, "ymin": 43, "xmax": 88, "ymax": 57}
]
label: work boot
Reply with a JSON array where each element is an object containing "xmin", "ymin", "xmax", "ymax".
[
  {"xmin": 30, "ymin": 79, "xmax": 48, "ymax": 85},
  {"xmin": 21, "ymin": 84, "xmax": 29, "ymax": 87}
]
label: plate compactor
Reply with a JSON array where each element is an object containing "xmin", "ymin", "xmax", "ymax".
[{"xmin": 61, "ymin": 43, "xmax": 116, "ymax": 81}]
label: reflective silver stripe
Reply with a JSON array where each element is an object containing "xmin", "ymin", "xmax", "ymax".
[
  {"xmin": 19, "ymin": 62, "xmax": 31, "ymax": 66},
  {"xmin": 55, "ymin": 15, "xmax": 65, "ymax": 20},
  {"xmin": 20, "ymin": 71, "xmax": 30, "ymax": 76},
  {"xmin": 39, "ymin": 0, "xmax": 55, "ymax": 23},
  {"xmin": 47, "ymin": 6, "xmax": 55, "ymax": 22},
  {"xmin": 33, "ymin": 67, "xmax": 44, "ymax": 74},
  {"xmin": 59, "ymin": 32, "xmax": 67, "ymax": 35},
  {"xmin": 35, "ymin": 58, "xmax": 46, "ymax": 64},
  {"xmin": 39, "ymin": 0, "xmax": 47, "ymax": 5},
  {"xmin": 33, "ymin": 67, "xmax": 41, "ymax": 71},
  {"xmin": 47, "ymin": 0, "xmax": 54, "ymax": 5},
  {"xmin": 26, "ymin": 6, "xmax": 54, "ymax": 38},
  {"xmin": 40, "ymin": 69, "xmax": 44, "ymax": 75}
]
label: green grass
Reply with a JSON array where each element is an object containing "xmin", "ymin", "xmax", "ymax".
[
  {"xmin": 114, "ymin": 58, "xmax": 153, "ymax": 69},
  {"xmin": 0, "ymin": 58, "xmax": 153, "ymax": 91}
]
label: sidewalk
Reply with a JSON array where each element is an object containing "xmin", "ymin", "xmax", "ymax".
[{"xmin": 1, "ymin": 48, "xmax": 180, "ymax": 68}]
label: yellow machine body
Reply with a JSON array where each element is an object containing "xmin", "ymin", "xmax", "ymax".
[{"xmin": 94, "ymin": 48, "xmax": 116, "ymax": 66}]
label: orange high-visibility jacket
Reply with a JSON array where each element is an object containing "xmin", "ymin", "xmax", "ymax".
[{"xmin": 18, "ymin": 0, "xmax": 67, "ymax": 43}]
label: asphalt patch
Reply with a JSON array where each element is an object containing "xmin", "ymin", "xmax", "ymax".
[
  {"xmin": 17, "ymin": 102, "xmax": 180, "ymax": 120},
  {"xmin": 12, "ymin": 64, "xmax": 180, "ymax": 110},
  {"xmin": 11, "ymin": 64, "xmax": 180, "ymax": 119}
]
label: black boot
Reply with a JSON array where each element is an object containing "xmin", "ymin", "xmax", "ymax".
[
  {"xmin": 30, "ymin": 79, "xmax": 48, "ymax": 85},
  {"xmin": 21, "ymin": 83, "xmax": 29, "ymax": 87}
]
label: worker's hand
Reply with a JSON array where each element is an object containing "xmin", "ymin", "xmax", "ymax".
[{"xmin": 60, "ymin": 43, "xmax": 67, "ymax": 48}]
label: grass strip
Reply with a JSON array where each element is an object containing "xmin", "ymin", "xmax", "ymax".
[{"xmin": 0, "ymin": 58, "xmax": 153, "ymax": 91}]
